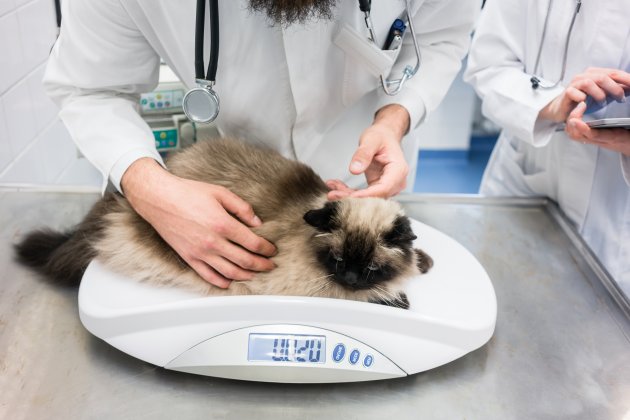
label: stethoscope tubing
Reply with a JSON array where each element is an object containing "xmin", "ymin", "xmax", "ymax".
[
  {"xmin": 379, "ymin": 0, "xmax": 422, "ymax": 96},
  {"xmin": 530, "ymin": 0, "xmax": 582, "ymax": 90},
  {"xmin": 195, "ymin": 0, "xmax": 219, "ymax": 83}
]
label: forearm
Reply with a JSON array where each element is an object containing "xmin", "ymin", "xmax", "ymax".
[
  {"xmin": 121, "ymin": 157, "xmax": 176, "ymax": 218},
  {"xmin": 374, "ymin": 104, "xmax": 410, "ymax": 139}
]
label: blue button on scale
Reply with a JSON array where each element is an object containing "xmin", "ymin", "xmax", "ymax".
[
  {"xmin": 363, "ymin": 354, "xmax": 374, "ymax": 368},
  {"xmin": 349, "ymin": 349, "xmax": 360, "ymax": 365},
  {"xmin": 332, "ymin": 343, "xmax": 346, "ymax": 363}
]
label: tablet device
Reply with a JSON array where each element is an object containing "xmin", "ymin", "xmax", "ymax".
[
  {"xmin": 556, "ymin": 118, "xmax": 630, "ymax": 131},
  {"xmin": 586, "ymin": 118, "xmax": 630, "ymax": 129}
]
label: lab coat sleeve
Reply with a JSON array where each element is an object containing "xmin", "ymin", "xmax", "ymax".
[
  {"xmin": 376, "ymin": 0, "xmax": 482, "ymax": 130},
  {"xmin": 463, "ymin": 0, "xmax": 564, "ymax": 147},
  {"xmin": 43, "ymin": 0, "xmax": 164, "ymax": 194}
]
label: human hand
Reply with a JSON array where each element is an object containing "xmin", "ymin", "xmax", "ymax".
[
  {"xmin": 539, "ymin": 67, "xmax": 630, "ymax": 123},
  {"xmin": 565, "ymin": 102, "xmax": 630, "ymax": 157},
  {"xmin": 327, "ymin": 104, "xmax": 410, "ymax": 200},
  {"xmin": 121, "ymin": 158, "xmax": 276, "ymax": 288}
]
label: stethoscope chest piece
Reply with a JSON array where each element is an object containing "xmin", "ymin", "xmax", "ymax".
[{"xmin": 183, "ymin": 83, "xmax": 220, "ymax": 124}]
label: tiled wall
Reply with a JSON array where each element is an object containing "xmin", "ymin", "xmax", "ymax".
[{"xmin": 0, "ymin": 0, "xmax": 100, "ymax": 187}]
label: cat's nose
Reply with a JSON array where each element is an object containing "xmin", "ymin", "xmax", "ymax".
[{"xmin": 343, "ymin": 271, "xmax": 358, "ymax": 286}]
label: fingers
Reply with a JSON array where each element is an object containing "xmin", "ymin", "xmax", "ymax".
[
  {"xmin": 188, "ymin": 259, "xmax": 232, "ymax": 289},
  {"xmin": 351, "ymin": 183, "xmax": 394, "ymax": 198},
  {"xmin": 350, "ymin": 138, "xmax": 380, "ymax": 175},
  {"xmin": 214, "ymin": 186, "xmax": 262, "ymax": 227},
  {"xmin": 604, "ymin": 69, "xmax": 630, "ymax": 91},
  {"xmin": 565, "ymin": 102, "xmax": 591, "ymax": 140},
  {"xmin": 326, "ymin": 179, "xmax": 353, "ymax": 193},
  {"xmin": 203, "ymin": 255, "xmax": 256, "ymax": 281},
  {"xmin": 326, "ymin": 179, "xmax": 355, "ymax": 200},
  {"xmin": 573, "ymin": 78, "xmax": 607, "ymax": 102},
  {"xmin": 569, "ymin": 101, "xmax": 587, "ymax": 121},
  {"xmin": 351, "ymin": 164, "xmax": 407, "ymax": 198},
  {"xmin": 211, "ymin": 186, "xmax": 277, "ymax": 257},
  {"xmin": 565, "ymin": 86, "xmax": 587, "ymax": 104},
  {"xmin": 210, "ymin": 238, "xmax": 275, "ymax": 274},
  {"xmin": 221, "ymin": 218, "xmax": 276, "ymax": 257},
  {"xmin": 572, "ymin": 68, "xmax": 628, "ymax": 102}
]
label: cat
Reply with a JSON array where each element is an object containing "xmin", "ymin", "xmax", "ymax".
[{"xmin": 15, "ymin": 138, "xmax": 433, "ymax": 309}]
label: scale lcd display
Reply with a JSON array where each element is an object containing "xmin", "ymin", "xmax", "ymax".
[{"xmin": 248, "ymin": 334, "xmax": 326, "ymax": 363}]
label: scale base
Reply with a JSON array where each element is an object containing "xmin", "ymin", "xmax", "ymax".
[{"xmin": 79, "ymin": 219, "xmax": 497, "ymax": 383}]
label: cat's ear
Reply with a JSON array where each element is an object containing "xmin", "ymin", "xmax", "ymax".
[
  {"xmin": 383, "ymin": 216, "xmax": 417, "ymax": 246},
  {"xmin": 303, "ymin": 201, "xmax": 339, "ymax": 232}
]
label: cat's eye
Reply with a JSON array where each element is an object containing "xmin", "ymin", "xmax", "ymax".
[{"xmin": 367, "ymin": 262, "xmax": 379, "ymax": 271}]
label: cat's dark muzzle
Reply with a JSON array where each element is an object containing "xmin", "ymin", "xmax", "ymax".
[{"xmin": 333, "ymin": 271, "xmax": 375, "ymax": 291}]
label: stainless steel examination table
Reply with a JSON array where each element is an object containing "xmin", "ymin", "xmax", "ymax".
[{"xmin": 0, "ymin": 191, "xmax": 629, "ymax": 420}]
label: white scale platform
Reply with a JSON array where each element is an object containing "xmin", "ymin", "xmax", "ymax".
[{"xmin": 79, "ymin": 219, "xmax": 497, "ymax": 383}]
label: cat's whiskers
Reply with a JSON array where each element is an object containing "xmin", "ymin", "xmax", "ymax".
[
  {"xmin": 314, "ymin": 233, "xmax": 332, "ymax": 238},
  {"xmin": 373, "ymin": 284, "xmax": 397, "ymax": 301},
  {"xmin": 369, "ymin": 286, "xmax": 389, "ymax": 303},
  {"xmin": 365, "ymin": 267, "xmax": 373, "ymax": 284},
  {"xmin": 305, "ymin": 273, "xmax": 334, "ymax": 296}
]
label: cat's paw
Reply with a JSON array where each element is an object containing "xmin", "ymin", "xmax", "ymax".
[
  {"xmin": 369, "ymin": 292, "xmax": 410, "ymax": 310},
  {"xmin": 415, "ymin": 248, "xmax": 433, "ymax": 273}
]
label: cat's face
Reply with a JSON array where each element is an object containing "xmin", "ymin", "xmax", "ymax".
[{"xmin": 303, "ymin": 198, "xmax": 417, "ymax": 292}]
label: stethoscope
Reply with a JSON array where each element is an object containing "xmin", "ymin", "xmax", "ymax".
[
  {"xmin": 360, "ymin": 0, "xmax": 422, "ymax": 96},
  {"xmin": 183, "ymin": 0, "xmax": 220, "ymax": 124},
  {"xmin": 183, "ymin": 0, "xmax": 422, "ymax": 124},
  {"xmin": 530, "ymin": 0, "xmax": 582, "ymax": 90}
]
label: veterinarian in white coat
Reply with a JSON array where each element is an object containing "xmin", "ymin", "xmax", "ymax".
[
  {"xmin": 465, "ymin": 0, "xmax": 630, "ymax": 295},
  {"xmin": 44, "ymin": 0, "xmax": 480, "ymax": 288}
]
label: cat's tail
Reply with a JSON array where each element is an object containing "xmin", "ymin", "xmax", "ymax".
[
  {"xmin": 14, "ymin": 227, "xmax": 97, "ymax": 287},
  {"xmin": 14, "ymin": 196, "xmax": 114, "ymax": 287}
]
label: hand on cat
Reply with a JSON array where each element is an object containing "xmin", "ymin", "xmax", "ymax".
[
  {"xmin": 328, "ymin": 104, "xmax": 410, "ymax": 200},
  {"xmin": 122, "ymin": 158, "xmax": 276, "ymax": 288}
]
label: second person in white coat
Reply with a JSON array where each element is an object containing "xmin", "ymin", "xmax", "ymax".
[{"xmin": 465, "ymin": 0, "xmax": 630, "ymax": 295}]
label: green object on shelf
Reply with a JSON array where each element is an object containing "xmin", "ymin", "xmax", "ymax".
[{"xmin": 153, "ymin": 129, "xmax": 178, "ymax": 150}]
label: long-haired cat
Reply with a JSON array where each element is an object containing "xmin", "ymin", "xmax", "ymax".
[{"xmin": 15, "ymin": 138, "xmax": 432, "ymax": 309}]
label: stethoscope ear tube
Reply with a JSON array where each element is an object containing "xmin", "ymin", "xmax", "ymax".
[
  {"xmin": 194, "ymin": 0, "xmax": 219, "ymax": 82},
  {"xmin": 194, "ymin": 0, "xmax": 205, "ymax": 80},
  {"xmin": 207, "ymin": 0, "xmax": 219, "ymax": 82}
]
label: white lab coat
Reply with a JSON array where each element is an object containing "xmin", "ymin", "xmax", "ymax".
[
  {"xmin": 465, "ymin": 0, "xmax": 630, "ymax": 294},
  {"xmin": 44, "ymin": 0, "xmax": 479, "ymax": 193}
]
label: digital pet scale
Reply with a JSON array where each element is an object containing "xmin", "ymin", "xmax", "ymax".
[{"xmin": 78, "ymin": 219, "xmax": 497, "ymax": 383}]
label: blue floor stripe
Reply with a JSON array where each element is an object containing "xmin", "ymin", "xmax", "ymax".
[{"xmin": 413, "ymin": 136, "xmax": 497, "ymax": 194}]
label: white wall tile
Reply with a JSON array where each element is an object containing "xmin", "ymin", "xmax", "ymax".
[
  {"xmin": 17, "ymin": 0, "xmax": 56, "ymax": 71},
  {"xmin": 3, "ymin": 79, "xmax": 37, "ymax": 158},
  {"xmin": 56, "ymin": 157, "xmax": 103, "ymax": 186},
  {"xmin": 38, "ymin": 119, "xmax": 75, "ymax": 181},
  {"xmin": 0, "ymin": 12, "xmax": 27, "ymax": 94},
  {"xmin": 0, "ymin": 0, "xmax": 15, "ymax": 17},
  {"xmin": 0, "ymin": 99, "xmax": 12, "ymax": 172},
  {"xmin": 27, "ymin": 64, "xmax": 58, "ymax": 132},
  {"xmin": 0, "ymin": 141, "xmax": 47, "ymax": 183}
]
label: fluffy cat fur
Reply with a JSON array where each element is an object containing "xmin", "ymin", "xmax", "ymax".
[{"xmin": 15, "ymin": 139, "xmax": 433, "ymax": 309}]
